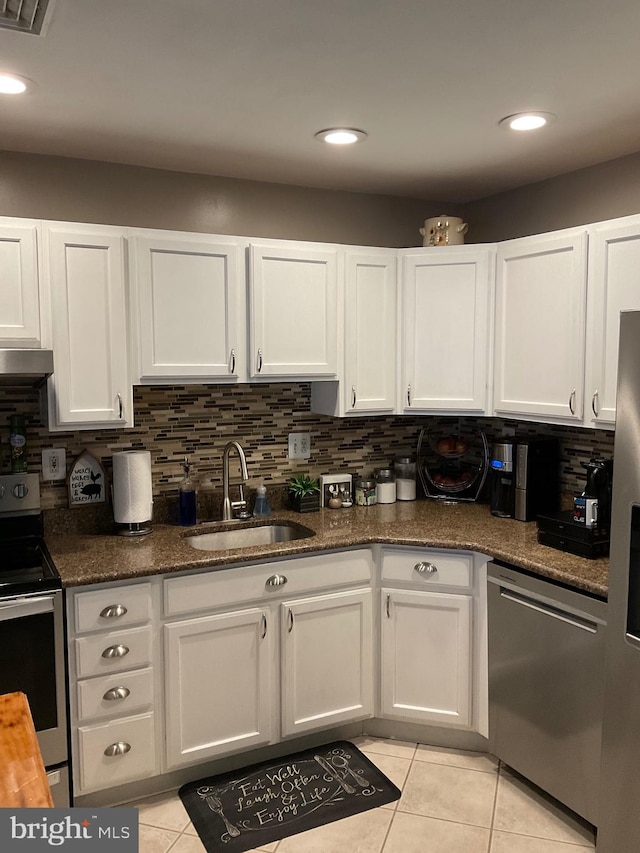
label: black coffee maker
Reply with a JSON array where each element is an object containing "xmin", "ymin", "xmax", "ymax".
[{"xmin": 581, "ymin": 458, "xmax": 614, "ymax": 529}]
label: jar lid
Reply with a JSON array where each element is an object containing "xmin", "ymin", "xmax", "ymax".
[
  {"xmin": 395, "ymin": 456, "xmax": 413, "ymax": 464},
  {"xmin": 356, "ymin": 479, "xmax": 375, "ymax": 488},
  {"xmin": 376, "ymin": 468, "xmax": 394, "ymax": 479}
]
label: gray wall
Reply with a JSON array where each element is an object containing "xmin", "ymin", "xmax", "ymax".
[
  {"xmin": 465, "ymin": 151, "xmax": 640, "ymax": 242},
  {"xmin": 0, "ymin": 150, "xmax": 460, "ymax": 248}
]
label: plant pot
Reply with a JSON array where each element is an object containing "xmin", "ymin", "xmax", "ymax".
[{"xmin": 289, "ymin": 493, "xmax": 320, "ymax": 513}]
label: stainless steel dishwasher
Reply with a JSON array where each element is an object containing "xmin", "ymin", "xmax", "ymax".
[{"xmin": 487, "ymin": 561, "xmax": 607, "ymax": 826}]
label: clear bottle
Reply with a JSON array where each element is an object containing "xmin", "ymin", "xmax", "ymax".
[
  {"xmin": 178, "ymin": 456, "xmax": 197, "ymax": 526},
  {"xmin": 9, "ymin": 414, "xmax": 27, "ymax": 473},
  {"xmin": 253, "ymin": 483, "xmax": 271, "ymax": 517}
]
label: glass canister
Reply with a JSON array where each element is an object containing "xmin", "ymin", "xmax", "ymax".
[
  {"xmin": 355, "ymin": 478, "xmax": 377, "ymax": 506},
  {"xmin": 9, "ymin": 415, "xmax": 27, "ymax": 473},
  {"xmin": 375, "ymin": 468, "xmax": 396, "ymax": 504},
  {"xmin": 395, "ymin": 455, "xmax": 417, "ymax": 501}
]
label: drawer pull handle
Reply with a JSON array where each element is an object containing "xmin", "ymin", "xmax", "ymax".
[
  {"xmin": 101, "ymin": 644, "xmax": 129, "ymax": 659},
  {"xmin": 104, "ymin": 741, "xmax": 131, "ymax": 757},
  {"xmin": 266, "ymin": 574, "xmax": 287, "ymax": 587},
  {"xmin": 103, "ymin": 686, "xmax": 131, "ymax": 702},
  {"xmin": 99, "ymin": 604, "xmax": 128, "ymax": 619},
  {"xmin": 414, "ymin": 561, "xmax": 438, "ymax": 574},
  {"xmin": 386, "ymin": 593, "xmax": 391, "ymax": 618},
  {"xmin": 261, "ymin": 613, "xmax": 267, "ymax": 639},
  {"xmin": 288, "ymin": 608, "xmax": 294, "ymax": 633}
]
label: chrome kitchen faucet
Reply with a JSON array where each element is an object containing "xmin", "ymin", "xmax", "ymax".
[{"xmin": 221, "ymin": 440, "xmax": 250, "ymax": 521}]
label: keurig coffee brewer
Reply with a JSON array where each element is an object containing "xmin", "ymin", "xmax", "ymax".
[{"xmin": 489, "ymin": 441, "xmax": 515, "ymax": 517}]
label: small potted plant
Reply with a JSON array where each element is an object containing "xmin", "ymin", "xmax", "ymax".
[{"xmin": 288, "ymin": 473, "xmax": 321, "ymax": 513}]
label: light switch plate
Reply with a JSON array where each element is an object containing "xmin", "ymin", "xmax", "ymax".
[
  {"xmin": 41, "ymin": 448, "xmax": 66, "ymax": 481},
  {"xmin": 288, "ymin": 432, "xmax": 311, "ymax": 459}
]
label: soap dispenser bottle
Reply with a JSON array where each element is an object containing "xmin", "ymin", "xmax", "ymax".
[
  {"xmin": 253, "ymin": 484, "xmax": 271, "ymax": 517},
  {"xmin": 179, "ymin": 456, "xmax": 197, "ymax": 526}
]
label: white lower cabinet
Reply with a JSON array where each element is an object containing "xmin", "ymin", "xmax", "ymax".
[
  {"xmin": 164, "ymin": 606, "xmax": 275, "ymax": 769},
  {"xmin": 67, "ymin": 579, "xmax": 158, "ymax": 796},
  {"xmin": 281, "ymin": 588, "xmax": 373, "ymax": 737},
  {"xmin": 379, "ymin": 546, "xmax": 487, "ymax": 735},
  {"xmin": 381, "ymin": 588, "xmax": 472, "ymax": 727}
]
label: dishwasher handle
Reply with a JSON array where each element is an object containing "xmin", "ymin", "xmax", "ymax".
[{"xmin": 497, "ymin": 587, "xmax": 599, "ymax": 634}]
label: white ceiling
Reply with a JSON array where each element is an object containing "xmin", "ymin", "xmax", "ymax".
[{"xmin": 2, "ymin": 0, "xmax": 640, "ymax": 202}]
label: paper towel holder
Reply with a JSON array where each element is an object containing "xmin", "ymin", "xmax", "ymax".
[{"xmin": 112, "ymin": 450, "xmax": 154, "ymax": 537}]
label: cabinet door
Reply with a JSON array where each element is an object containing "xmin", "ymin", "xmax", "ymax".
[
  {"xmin": 494, "ymin": 231, "xmax": 587, "ymax": 422},
  {"xmin": 131, "ymin": 233, "xmax": 244, "ymax": 381},
  {"xmin": 44, "ymin": 224, "xmax": 132, "ymax": 429},
  {"xmin": 0, "ymin": 218, "xmax": 41, "ymax": 347},
  {"xmin": 281, "ymin": 588, "xmax": 373, "ymax": 737},
  {"xmin": 381, "ymin": 588, "xmax": 472, "ymax": 728},
  {"xmin": 344, "ymin": 250, "xmax": 397, "ymax": 413},
  {"xmin": 585, "ymin": 217, "xmax": 640, "ymax": 426},
  {"xmin": 249, "ymin": 243, "xmax": 338, "ymax": 378},
  {"xmin": 400, "ymin": 248, "xmax": 492, "ymax": 413},
  {"xmin": 164, "ymin": 607, "xmax": 274, "ymax": 769}
]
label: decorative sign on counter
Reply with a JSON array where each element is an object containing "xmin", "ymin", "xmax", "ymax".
[
  {"xmin": 68, "ymin": 450, "xmax": 107, "ymax": 507},
  {"xmin": 180, "ymin": 741, "xmax": 400, "ymax": 853}
]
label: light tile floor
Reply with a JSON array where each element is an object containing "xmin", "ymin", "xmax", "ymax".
[{"xmin": 124, "ymin": 737, "xmax": 597, "ymax": 853}]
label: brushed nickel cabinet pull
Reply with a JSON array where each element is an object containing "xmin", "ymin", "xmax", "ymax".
[
  {"xmin": 265, "ymin": 574, "xmax": 287, "ymax": 587},
  {"xmin": 569, "ymin": 389, "xmax": 576, "ymax": 415},
  {"xmin": 407, "ymin": 385, "xmax": 412, "ymax": 406},
  {"xmin": 261, "ymin": 613, "xmax": 267, "ymax": 639},
  {"xmin": 414, "ymin": 561, "xmax": 438, "ymax": 574},
  {"xmin": 351, "ymin": 386, "xmax": 357, "ymax": 408},
  {"xmin": 117, "ymin": 393, "xmax": 124, "ymax": 419},
  {"xmin": 257, "ymin": 349, "xmax": 263, "ymax": 373},
  {"xmin": 230, "ymin": 349, "xmax": 236, "ymax": 374},
  {"xmin": 101, "ymin": 644, "xmax": 129, "ymax": 659},
  {"xmin": 103, "ymin": 686, "xmax": 131, "ymax": 701},
  {"xmin": 288, "ymin": 608, "xmax": 294, "ymax": 633},
  {"xmin": 104, "ymin": 742, "xmax": 131, "ymax": 757},
  {"xmin": 99, "ymin": 604, "xmax": 128, "ymax": 619},
  {"xmin": 592, "ymin": 390, "xmax": 599, "ymax": 417},
  {"xmin": 386, "ymin": 593, "xmax": 391, "ymax": 618}
]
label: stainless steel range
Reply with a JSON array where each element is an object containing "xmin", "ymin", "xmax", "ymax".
[{"xmin": 0, "ymin": 472, "xmax": 70, "ymax": 806}]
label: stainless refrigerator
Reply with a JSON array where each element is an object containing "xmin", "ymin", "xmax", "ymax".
[{"xmin": 598, "ymin": 309, "xmax": 640, "ymax": 850}]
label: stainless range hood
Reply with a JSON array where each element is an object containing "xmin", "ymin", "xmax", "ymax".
[{"xmin": 0, "ymin": 349, "xmax": 54, "ymax": 387}]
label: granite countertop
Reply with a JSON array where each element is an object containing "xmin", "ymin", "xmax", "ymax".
[{"xmin": 46, "ymin": 500, "xmax": 609, "ymax": 598}]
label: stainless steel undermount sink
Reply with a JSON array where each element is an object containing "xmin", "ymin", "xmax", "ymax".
[{"xmin": 184, "ymin": 521, "xmax": 315, "ymax": 552}]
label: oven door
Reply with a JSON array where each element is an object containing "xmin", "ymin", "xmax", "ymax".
[{"xmin": 0, "ymin": 590, "xmax": 68, "ymax": 768}]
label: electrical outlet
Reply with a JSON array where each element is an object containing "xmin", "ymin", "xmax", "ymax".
[
  {"xmin": 288, "ymin": 432, "xmax": 311, "ymax": 459},
  {"xmin": 41, "ymin": 448, "xmax": 66, "ymax": 481}
]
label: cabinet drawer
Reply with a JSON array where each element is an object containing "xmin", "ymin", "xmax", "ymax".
[
  {"xmin": 381, "ymin": 548, "xmax": 472, "ymax": 589},
  {"xmin": 72, "ymin": 582, "xmax": 152, "ymax": 634},
  {"xmin": 164, "ymin": 548, "xmax": 373, "ymax": 616},
  {"xmin": 77, "ymin": 712, "xmax": 156, "ymax": 794},
  {"xmin": 77, "ymin": 667, "xmax": 153, "ymax": 722},
  {"xmin": 74, "ymin": 625, "xmax": 152, "ymax": 678}
]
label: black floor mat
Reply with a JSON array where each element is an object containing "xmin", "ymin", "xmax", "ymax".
[{"xmin": 179, "ymin": 740, "xmax": 401, "ymax": 853}]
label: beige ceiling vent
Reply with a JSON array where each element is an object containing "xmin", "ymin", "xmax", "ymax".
[{"xmin": 0, "ymin": 0, "xmax": 54, "ymax": 35}]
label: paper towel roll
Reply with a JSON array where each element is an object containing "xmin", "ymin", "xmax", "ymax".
[{"xmin": 112, "ymin": 451, "xmax": 153, "ymax": 524}]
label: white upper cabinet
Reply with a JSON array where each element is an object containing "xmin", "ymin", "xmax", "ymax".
[
  {"xmin": 311, "ymin": 248, "xmax": 396, "ymax": 416},
  {"xmin": 493, "ymin": 230, "xmax": 588, "ymax": 423},
  {"xmin": 248, "ymin": 242, "xmax": 338, "ymax": 378},
  {"xmin": 130, "ymin": 231, "xmax": 245, "ymax": 382},
  {"xmin": 0, "ymin": 218, "xmax": 41, "ymax": 347},
  {"xmin": 585, "ymin": 216, "xmax": 640, "ymax": 427},
  {"xmin": 399, "ymin": 246, "xmax": 494, "ymax": 414},
  {"xmin": 43, "ymin": 223, "xmax": 132, "ymax": 429}
]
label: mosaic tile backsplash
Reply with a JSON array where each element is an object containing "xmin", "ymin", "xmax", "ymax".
[{"xmin": 0, "ymin": 383, "xmax": 614, "ymax": 523}]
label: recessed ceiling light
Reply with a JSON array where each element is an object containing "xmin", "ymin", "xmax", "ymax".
[
  {"xmin": 314, "ymin": 128, "xmax": 368, "ymax": 145},
  {"xmin": 0, "ymin": 73, "xmax": 32, "ymax": 95},
  {"xmin": 499, "ymin": 112, "xmax": 556, "ymax": 131}
]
